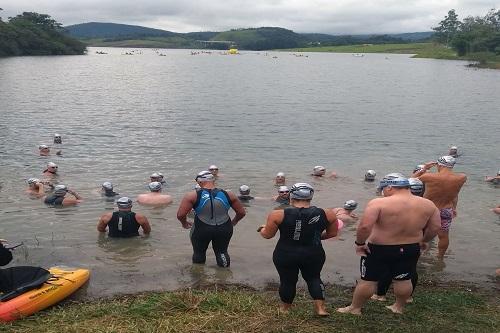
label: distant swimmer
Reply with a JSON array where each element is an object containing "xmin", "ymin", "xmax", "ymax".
[
  {"xmin": 311, "ymin": 166, "xmax": 337, "ymax": 178},
  {"xmin": 26, "ymin": 178, "xmax": 51, "ymax": 197},
  {"xmin": 42, "ymin": 162, "xmax": 59, "ymax": 177},
  {"xmin": 408, "ymin": 178, "xmax": 424, "ymax": 197},
  {"xmin": 101, "ymin": 182, "xmax": 119, "ymax": 197},
  {"xmin": 150, "ymin": 172, "xmax": 166, "ymax": 185},
  {"xmin": 337, "ymin": 174, "xmax": 440, "ymax": 315},
  {"xmin": 137, "ymin": 182, "xmax": 173, "ymax": 206},
  {"xmin": 448, "ymin": 145, "xmax": 459, "ymax": 158},
  {"xmin": 275, "ymin": 172, "xmax": 286, "ymax": 186},
  {"xmin": 484, "ymin": 170, "xmax": 500, "ymax": 185},
  {"xmin": 97, "ymin": 197, "xmax": 151, "ymax": 238},
  {"xmin": 333, "ymin": 200, "xmax": 359, "ymax": 224},
  {"xmin": 365, "ymin": 170, "xmax": 376, "ymax": 182},
  {"xmin": 259, "ymin": 183, "xmax": 338, "ymax": 316},
  {"xmin": 176, "ymin": 171, "xmax": 246, "ymax": 267},
  {"xmin": 237, "ymin": 185, "xmax": 254, "ymax": 203},
  {"xmin": 157, "ymin": 172, "xmax": 166, "ymax": 184},
  {"xmin": 39, "ymin": 145, "xmax": 61, "ymax": 156},
  {"xmin": 208, "ymin": 165, "xmax": 220, "ymax": 178},
  {"xmin": 416, "ymin": 156, "xmax": 467, "ymax": 259},
  {"xmin": 273, "ymin": 186, "xmax": 290, "ymax": 206},
  {"xmin": 44, "ymin": 184, "xmax": 82, "ymax": 207},
  {"xmin": 53, "ymin": 133, "xmax": 62, "ymax": 144}
]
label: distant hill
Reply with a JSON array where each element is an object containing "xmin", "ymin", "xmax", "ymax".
[
  {"xmin": 64, "ymin": 22, "xmax": 434, "ymax": 50},
  {"xmin": 65, "ymin": 22, "xmax": 176, "ymax": 38}
]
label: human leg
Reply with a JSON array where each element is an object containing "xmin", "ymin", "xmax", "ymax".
[
  {"xmin": 273, "ymin": 247, "xmax": 300, "ymax": 307},
  {"xmin": 190, "ymin": 222, "xmax": 211, "ymax": 264},
  {"xmin": 300, "ymin": 248, "xmax": 328, "ymax": 315},
  {"xmin": 386, "ymin": 280, "xmax": 412, "ymax": 314},
  {"xmin": 438, "ymin": 208, "xmax": 453, "ymax": 258},
  {"xmin": 337, "ymin": 280, "xmax": 377, "ymax": 315},
  {"xmin": 211, "ymin": 221, "xmax": 233, "ymax": 267}
]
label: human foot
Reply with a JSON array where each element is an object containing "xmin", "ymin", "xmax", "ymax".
[
  {"xmin": 371, "ymin": 295, "xmax": 387, "ymax": 301},
  {"xmin": 385, "ymin": 304, "xmax": 403, "ymax": 314},
  {"xmin": 337, "ymin": 305, "xmax": 361, "ymax": 315}
]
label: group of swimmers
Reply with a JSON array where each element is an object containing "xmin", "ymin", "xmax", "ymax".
[{"xmin": 16, "ymin": 137, "xmax": 500, "ymax": 316}]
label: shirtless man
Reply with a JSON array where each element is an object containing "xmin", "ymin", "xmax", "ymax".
[
  {"xmin": 98, "ymin": 197, "xmax": 151, "ymax": 237},
  {"xmin": 333, "ymin": 200, "xmax": 359, "ymax": 224},
  {"xmin": 42, "ymin": 162, "xmax": 59, "ymax": 177},
  {"xmin": 137, "ymin": 182, "xmax": 173, "ymax": 206},
  {"xmin": 337, "ymin": 174, "xmax": 440, "ymax": 315},
  {"xmin": 414, "ymin": 156, "xmax": 467, "ymax": 258},
  {"xmin": 448, "ymin": 146, "xmax": 459, "ymax": 158},
  {"xmin": 26, "ymin": 178, "xmax": 47, "ymax": 197},
  {"xmin": 484, "ymin": 170, "xmax": 500, "ymax": 185}
]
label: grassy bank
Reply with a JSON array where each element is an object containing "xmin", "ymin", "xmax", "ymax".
[
  {"xmin": 285, "ymin": 43, "xmax": 500, "ymax": 69},
  {"xmin": 2, "ymin": 281, "xmax": 499, "ymax": 333}
]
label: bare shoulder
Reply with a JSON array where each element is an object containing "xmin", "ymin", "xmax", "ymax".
[
  {"xmin": 367, "ymin": 197, "xmax": 384, "ymax": 207},
  {"xmin": 101, "ymin": 212, "xmax": 113, "ymax": 220},
  {"xmin": 135, "ymin": 213, "xmax": 148, "ymax": 221},
  {"xmin": 268, "ymin": 209, "xmax": 284, "ymax": 219}
]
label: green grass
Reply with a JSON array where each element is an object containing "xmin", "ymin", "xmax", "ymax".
[{"xmin": 1, "ymin": 283, "xmax": 498, "ymax": 333}]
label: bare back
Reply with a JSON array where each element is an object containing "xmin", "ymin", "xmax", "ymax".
[
  {"xmin": 366, "ymin": 193, "xmax": 440, "ymax": 245},
  {"xmin": 137, "ymin": 193, "xmax": 173, "ymax": 206},
  {"xmin": 420, "ymin": 171, "xmax": 466, "ymax": 209}
]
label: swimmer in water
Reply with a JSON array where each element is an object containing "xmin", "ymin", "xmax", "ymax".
[
  {"xmin": 275, "ymin": 172, "xmax": 286, "ymax": 186},
  {"xmin": 156, "ymin": 172, "xmax": 166, "ymax": 184},
  {"xmin": 237, "ymin": 185, "xmax": 255, "ymax": 203},
  {"xmin": 311, "ymin": 166, "xmax": 337, "ymax": 178},
  {"xmin": 44, "ymin": 184, "xmax": 82, "ymax": 206},
  {"xmin": 26, "ymin": 178, "xmax": 49, "ymax": 197},
  {"xmin": 97, "ymin": 197, "xmax": 151, "ymax": 237},
  {"xmin": 39, "ymin": 144, "xmax": 61, "ymax": 156},
  {"xmin": 484, "ymin": 170, "xmax": 500, "ymax": 184},
  {"xmin": 137, "ymin": 182, "xmax": 173, "ymax": 206},
  {"xmin": 365, "ymin": 170, "xmax": 376, "ymax": 182},
  {"xmin": 448, "ymin": 146, "xmax": 459, "ymax": 158},
  {"xmin": 333, "ymin": 200, "xmax": 359, "ymax": 224},
  {"xmin": 42, "ymin": 162, "xmax": 59, "ymax": 177},
  {"xmin": 149, "ymin": 172, "xmax": 166, "ymax": 184},
  {"xmin": 273, "ymin": 186, "xmax": 290, "ymax": 206},
  {"xmin": 53, "ymin": 134, "xmax": 62, "ymax": 144},
  {"xmin": 101, "ymin": 182, "xmax": 119, "ymax": 197},
  {"xmin": 208, "ymin": 165, "xmax": 220, "ymax": 178}
]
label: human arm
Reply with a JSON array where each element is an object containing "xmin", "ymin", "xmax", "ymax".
[
  {"xmin": 354, "ymin": 200, "xmax": 379, "ymax": 255},
  {"xmin": 422, "ymin": 206, "xmax": 441, "ymax": 243},
  {"xmin": 228, "ymin": 192, "xmax": 246, "ymax": 226},
  {"xmin": 321, "ymin": 208, "xmax": 338, "ymax": 240},
  {"xmin": 67, "ymin": 189, "xmax": 83, "ymax": 201},
  {"xmin": 36, "ymin": 182, "xmax": 45, "ymax": 196},
  {"xmin": 176, "ymin": 192, "xmax": 197, "ymax": 229},
  {"xmin": 413, "ymin": 161, "xmax": 437, "ymax": 178},
  {"xmin": 97, "ymin": 213, "xmax": 112, "ymax": 232},
  {"xmin": 136, "ymin": 214, "xmax": 151, "ymax": 235},
  {"xmin": 259, "ymin": 210, "xmax": 283, "ymax": 239}
]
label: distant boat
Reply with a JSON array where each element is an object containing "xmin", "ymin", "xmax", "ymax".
[
  {"xmin": 228, "ymin": 48, "xmax": 239, "ymax": 55},
  {"xmin": 352, "ymin": 53, "xmax": 364, "ymax": 57}
]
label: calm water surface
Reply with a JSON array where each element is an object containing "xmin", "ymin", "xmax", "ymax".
[{"xmin": 0, "ymin": 48, "xmax": 499, "ymax": 298}]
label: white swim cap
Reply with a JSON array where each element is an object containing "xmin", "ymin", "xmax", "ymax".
[
  {"xmin": 313, "ymin": 166, "xmax": 326, "ymax": 176},
  {"xmin": 196, "ymin": 170, "xmax": 215, "ymax": 182},
  {"xmin": 150, "ymin": 172, "xmax": 160, "ymax": 179},
  {"xmin": 39, "ymin": 144, "xmax": 49, "ymax": 150},
  {"xmin": 209, "ymin": 165, "xmax": 218, "ymax": 170},
  {"xmin": 365, "ymin": 170, "xmax": 376, "ymax": 180},
  {"xmin": 344, "ymin": 200, "xmax": 358, "ymax": 210},
  {"xmin": 497, "ymin": 170, "xmax": 500, "ymax": 176},
  {"xmin": 148, "ymin": 181, "xmax": 162, "ymax": 192},
  {"xmin": 290, "ymin": 183, "xmax": 314, "ymax": 200},
  {"xmin": 239, "ymin": 185, "xmax": 250, "ymax": 195},
  {"xmin": 278, "ymin": 185, "xmax": 289, "ymax": 193},
  {"xmin": 102, "ymin": 182, "xmax": 113, "ymax": 191},
  {"xmin": 54, "ymin": 184, "xmax": 68, "ymax": 196},
  {"xmin": 28, "ymin": 178, "xmax": 40, "ymax": 185},
  {"xmin": 156, "ymin": 172, "xmax": 164, "ymax": 179},
  {"xmin": 54, "ymin": 133, "xmax": 61, "ymax": 138},
  {"xmin": 437, "ymin": 156, "xmax": 456, "ymax": 168},
  {"xmin": 408, "ymin": 178, "xmax": 424, "ymax": 195},
  {"xmin": 276, "ymin": 172, "xmax": 285, "ymax": 177},
  {"xmin": 413, "ymin": 164, "xmax": 425, "ymax": 173},
  {"xmin": 117, "ymin": 197, "xmax": 133, "ymax": 209},
  {"xmin": 450, "ymin": 146, "xmax": 458, "ymax": 150},
  {"xmin": 47, "ymin": 162, "xmax": 58, "ymax": 168}
]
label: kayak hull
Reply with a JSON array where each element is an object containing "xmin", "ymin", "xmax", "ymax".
[{"xmin": 0, "ymin": 267, "xmax": 90, "ymax": 322}]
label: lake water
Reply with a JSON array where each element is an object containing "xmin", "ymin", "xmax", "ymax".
[{"xmin": 0, "ymin": 47, "xmax": 499, "ymax": 298}]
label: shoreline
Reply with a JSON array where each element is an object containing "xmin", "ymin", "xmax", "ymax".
[{"xmin": 3, "ymin": 275, "xmax": 499, "ymax": 332}]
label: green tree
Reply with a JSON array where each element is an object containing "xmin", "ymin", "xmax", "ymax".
[{"xmin": 433, "ymin": 9, "xmax": 461, "ymax": 45}]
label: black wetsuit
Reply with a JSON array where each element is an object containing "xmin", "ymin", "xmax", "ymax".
[
  {"xmin": 103, "ymin": 190, "xmax": 119, "ymax": 198},
  {"xmin": 273, "ymin": 206, "xmax": 328, "ymax": 304},
  {"xmin": 191, "ymin": 188, "xmax": 233, "ymax": 267},
  {"xmin": 107, "ymin": 211, "xmax": 140, "ymax": 238},
  {"xmin": 237, "ymin": 195, "xmax": 254, "ymax": 202},
  {"xmin": 44, "ymin": 195, "xmax": 64, "ymax": 206}
]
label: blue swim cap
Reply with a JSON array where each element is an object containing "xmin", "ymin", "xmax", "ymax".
[
  {"xmin": 290, "ymin": 183, "xmax": 314, "ymax": 200},
  {"xmin": 378, "ymin": 173, "xmax": 410, "ymax": 191}
]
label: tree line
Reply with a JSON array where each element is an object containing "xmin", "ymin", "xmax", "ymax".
[
  {"xmin": 0, "ymin": 11, "xmax": 86, "ymax": 57},
  {"xmin": 433, "ymin": 8, "xmax": 500, "ymax": 56}
]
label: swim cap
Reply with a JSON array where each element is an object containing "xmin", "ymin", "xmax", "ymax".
[
  {"xmin": 437, "ymin": 156, "xmax": 456, "ymax": 168},
  {"xmin": 365, "ymin": 170, "xmax": 376, "ymax": 180},
  {"xmin": 450, "ymin": 146, "xmax": 458, "ymax": 150},
  {"xmin": 157, "ymin": 172, "xmax": 164, "ymax": 179},
  {"xmin": 148, "ymin": 181, "xmax": 162, "ymax": 192},
  {"xmin": 209, "ymin": 165, "xmax": 218, "ymax": 170},
  {"xmin": 276, "ymin": 172, "xmax": 285, "ymax": 177},
  {"xmin": 117, "ymin": 197, "xmax": 133, "ymax": 209},
  {"xmin": 313, "ymin": 166, "xmax": 326, "ymax": 175},
  {"xmin": 47, "ymin": 162, "xmax": 58, "ymax": 168},
  {"xmin": 344, "ymin": 200, "xmax": 358, "ymax": 210},
  {"xmin": 195, "ymin": 170, "xmax": 215, "ymax": 182},
  {"xmin": 27, "ymin": 178, "xmax": 40, "ymax": 185},
  {"xmin": 54, "ymin": 134, "xmax": 61, "ymax": 138},
  {"xmin": 497, "ymin": 170, "xmax": 500, "ymax": 176},
  {"xmin": 290, "ymin": 183, "xmax": 314, "ymax": 200},
  {"xmin": 54, "ymin": 184, "xmax": 68, "ymax": 196},
  {"xmin": 413, "ymin": 164, "xmax": 425, "ymax": 173},
  {"xmin": 378, "ymin": 173, "xmax": 410, "ymax": 191},
  {"xmin": 278, "ymin": 185, "xmax": 289, "ymax": 193},
  {"xmin": 408, "ymin": 178, "xmax": 424, "ymax": 196},
  {"xmin": 150, "ymin": 172, "xmax": 160, "ymax": 179},
  {"xmin": 239, "ymin": 185, "xmax": 250, "ymax": 195},
  {"xmin": 39, "ymin": 144, "xmax": 49, "ymax": 150},
  {"xmin": 102, "ymin": 182, "xmax": 113, "ymax": 191}
]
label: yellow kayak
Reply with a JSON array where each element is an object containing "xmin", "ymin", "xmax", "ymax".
[{"xmin": 0, "ymin": 267, "xmax": 90, "ymax": 322}]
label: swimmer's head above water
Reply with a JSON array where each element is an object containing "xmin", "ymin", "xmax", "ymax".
[
  {"xmin": 313, "ymin": 166, "xmax": 326, "ymax": 176},
  {"xmin": 148, "ymin": 181, "xmax": 162, "ymax": 192},
  {"xmin": 53, "ymin": 134, "xmax": 62, "ymax": 144},
  {"xmin": 364, "ymin": 170, "xmax": 376, "ymax": 181},
  {"xmin": 102, "ymin": 182, "xmax": 114, "ymax": 191},
  {"xmin": 45, "ymin": 162, "xmax": 58, "ymax": 173},
  {"xmin": 27, "ymin": 178, "xmax": 40, "ymax": 187},
  {"xmin": 449, "ymin": 146, "xmax": 458, "ymax": 156},
  {"xmin": 343, "ymin": 200, "xmax": 358, "ymax": 211},
  {"xmin": 54, "ymin": 184, "xmax": 68, "ymax": 197},
  {"xmin": 208, "ymin": 165, "xmax": 219, "ymax": 176},
  {"xmin": 150, "ymin": 172, "xmax": 161, "ymax": 182},
  {"xmin": 116, "ymin": 196, "xmax": 133, "ymax": 210},
  {"xmin": 290, "ymin": 183, "xmax": 314, "ymax": 201},
  {"xmin": 239, "ymin": 185, "xmax": 250, "ymax": 195},
  {"xmin": 275, "ymin": 172, "xmax": 286, "ymax": 184},
  {"xmin": 437, "ymin": 155, "xmax": 456, "ymax": 169}
]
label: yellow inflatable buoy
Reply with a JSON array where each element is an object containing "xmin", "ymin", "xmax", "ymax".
[{"xmin": 228, "ymin": 48, "xmax": 238, "ymax": 55}]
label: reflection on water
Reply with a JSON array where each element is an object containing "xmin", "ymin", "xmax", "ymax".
[{"xmin": 0, "ymin": 48, "xmax": 499, "ymax": 298}]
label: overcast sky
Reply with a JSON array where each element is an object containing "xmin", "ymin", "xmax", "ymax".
[{"xmin": 1, "ymin": 1, "xmax": 498, "ymax": 34}]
